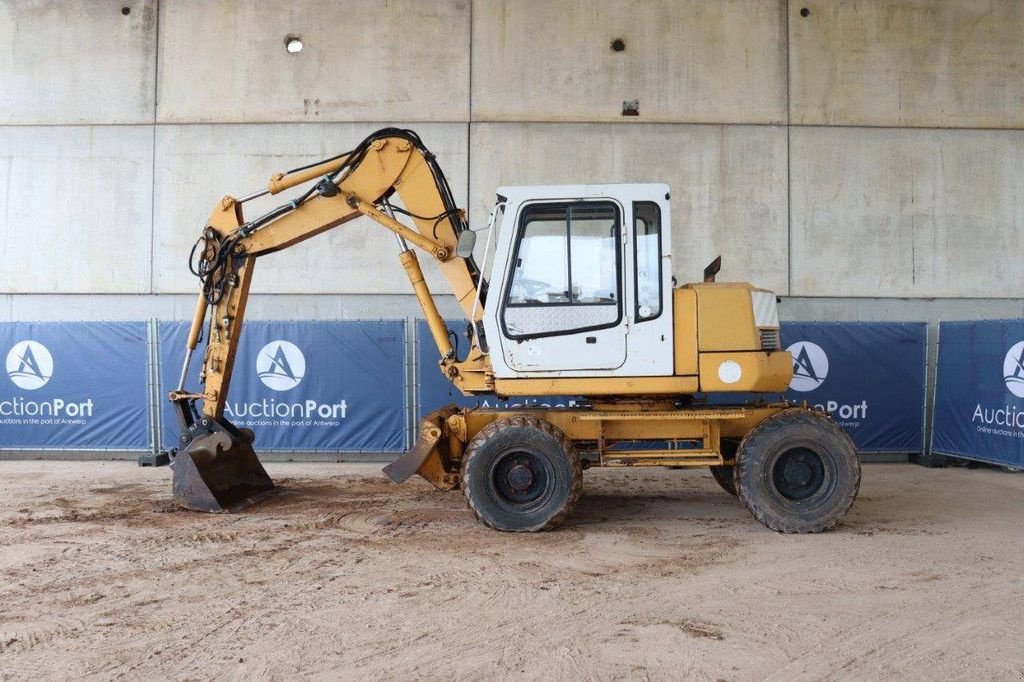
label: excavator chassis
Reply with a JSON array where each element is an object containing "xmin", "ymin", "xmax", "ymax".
[
  {"xmin": 387, "ymin": 401, "xmax": 796, "ymax": 488},
  {"xmin": 387, "ymin": 400, "xmax": 861, "ymax": 534}
]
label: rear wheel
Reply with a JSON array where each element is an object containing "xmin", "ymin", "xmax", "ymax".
[
  {"xmin": 461, "ymin": 416, "xmax": 581, "ymax": 532},
  {"xmin": 709, "ymin": 439, "xmax": 739, "ymax": 496},
  {"xmin": 735, "ymin": 409, "xmax": 860, "ymax": 534}
]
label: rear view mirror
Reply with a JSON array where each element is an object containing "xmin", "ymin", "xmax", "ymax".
[{"xmin": 456, "ymin": 230, "xmax": 477, "ymax": 258}]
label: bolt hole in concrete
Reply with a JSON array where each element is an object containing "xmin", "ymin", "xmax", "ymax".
[
  {"xmin": 285, "ymin": 35, "xmax": 304, "ymax": 54},
  {"xmin": 610, "ymin": 38, "xmax": 626, "ymax": 52},
  {"xmin": 800, "ymin": 7, "xmax": 810, "ymax": 17},
  {"xmin": 622, "ymin": 99, "xmax": 639, "ymax": 117},
  {"xmin": 121, "ymin": 6, "xmax": 130, "ymax": 15}
]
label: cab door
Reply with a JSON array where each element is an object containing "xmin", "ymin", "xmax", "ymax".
[{"xmin": 499, "ymin": 199, "xmax": 627, "ymax": 372}]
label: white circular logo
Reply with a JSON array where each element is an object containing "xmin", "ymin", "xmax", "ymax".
[
  {"xmin": 1004, "ymin": 340, "xmax": 1024, "ymax": 399},
  {"xmin": 718, "ymin": 360, "xmax": 742, "ymax": 384},
  {"xmin": 787, "ymin": 340, "xmax": 828, "ymax": 392},
  {"xmin": 256, "ymin": 340, "xmax": 305, "ymax": 391},
  {"xmin": 6, "ymin": 340, "xmax": 53, "ymax": 390}
]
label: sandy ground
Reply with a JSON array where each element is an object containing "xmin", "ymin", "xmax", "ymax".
[{"xmin": 0, "ymin": 461, "xmax": 1022, "ymax": 680}]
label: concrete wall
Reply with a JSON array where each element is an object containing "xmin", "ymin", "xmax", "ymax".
[
  {"xmin": 0, "ymin": 1, "xmax": 157, "ymax": 124},
  {"xmin": 0, "ymin": 125, "xmax": 153, "ymax": 293},
  {"xmin": 157, "ymin": 1, "xmax": 470, "ymax": 123},
  {"xmin": 3, "ymin": 0, "xmax": 1021, "ymax": 306},
  {"xmin": 791, "ymin": 127, "xmax": 1024, "ymax": 298},
  {"xmin": 790, "ymin": 0, "xmax": 1024, "ymax": 128},
  {"xmin": 471, "ymin": 0, "xmax": 787, "ymax": 123},
  {"xmin": 151, "ymin": 122, "xmax": 467, "ymax": 294},
  {"xmin": 1, "ymin": 0, "xmax": 1023, "ymax": 450},
  {"xmin": 469, "ymin": 123, "xmax": 790, "ymax": 293}
]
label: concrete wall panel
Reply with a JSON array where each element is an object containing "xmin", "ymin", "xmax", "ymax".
[
  {"xmin": 791, "ymin": 127, "xmax": 1024, "ymax": 298},
  {"xmin": 469, "ymin": 123, "xmax": 789, "ymax": 293},
  {"xmin": 157, "ymin": 0, "xmax": 470, "ymax": 123},
  {"xmin": 791, "ymin": 1, "xmax": 1024, "ymax": 128},
  {"xmin": 152, "ymin": 123, "xmax": 467, "ymax": 295},
  {"xmin": 0, "ymin": 126, "xmax": 153, "ymax": 293},
  {"xmin": 472, "ymin": 0, "xmax": 786, "ymax": 124},
  {"xmin": 0, "ymin": 1, "xmax": 156, "ymax": 124}
]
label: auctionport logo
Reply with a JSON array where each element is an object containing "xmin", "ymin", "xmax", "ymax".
[
  {"xmin": 6, "ymin": 340, "xmax": 53, "ymax": 390},
  {"xmin": 1004, "ymin": 341, "xmax": 1024, "ymax": 399},
  {"xmin": 786, "ymin": 341, "xmax": 828, "ymax": 392},
  {"xmin": 229, "ymin": 340, "xmax": 345, "ymax": 423},
  {"xmin": 257, "ymin": 341, "xmax": 305, "ymax": 391},
  {"xmin": 971, "ymin": 340, "xmax": 1024, "ymax": 435}
]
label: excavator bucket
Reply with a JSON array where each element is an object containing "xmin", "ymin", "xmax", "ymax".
[{"xmin": 170, "ymin": 416, "xmax": 275, "ymax": 512}]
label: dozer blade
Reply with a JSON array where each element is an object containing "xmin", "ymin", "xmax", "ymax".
[
  {"xmin": 170, "ymin": 418, "xmax": 275, "ymax": 512},
  {"xmin": 383, "ymin": 404, "xmax": 461, "ymax": 491},
  {"xmin": 383, "ymin": 421, "xmax": 444, "ymax": 484}
]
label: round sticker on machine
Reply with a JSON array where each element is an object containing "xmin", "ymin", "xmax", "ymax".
[{"xmin": 718, "ymin": 360, "xmax": 742, "ymax": 384}]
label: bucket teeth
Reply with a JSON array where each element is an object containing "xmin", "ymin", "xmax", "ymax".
[{"xmin": 170, "ymin": 418, "xmax": 275, "ymax": 512}]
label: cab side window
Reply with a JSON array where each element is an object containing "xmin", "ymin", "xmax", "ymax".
[
  {"xmin": 503, "ymin": 201, "xmax": 622, "ymax": 338},
  {"xmin": 633, "ymin": 202, "xmax": 662, "ymax": 321}
]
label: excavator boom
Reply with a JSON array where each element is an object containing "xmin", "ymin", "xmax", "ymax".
[{"xmin": 168, "ymin": 129, "xmax": 490, "ymax": 511}]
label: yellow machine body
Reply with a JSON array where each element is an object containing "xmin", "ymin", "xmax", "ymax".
[{"xmin": 166, "ymin": 127, "xmax": 854, "ymax": 535}]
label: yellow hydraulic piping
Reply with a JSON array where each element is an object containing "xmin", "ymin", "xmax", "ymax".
[
  {"xmin": 349, "ymin": 196, "xmax": 450, "ymax": 261},
  {"xmin": 267, "ymin": 154, "xmax": 353, "ymax": 195},
  {"xmin": 400, "ymin": 249, "xmax": 454, "ymax": 359},
  {"xmin": 185, "ymin": 293, "xmax": 208, "ymax": 351},
  {"xmin": 174, "ymin": 293, "xmax": 209, "ymax": 392}
]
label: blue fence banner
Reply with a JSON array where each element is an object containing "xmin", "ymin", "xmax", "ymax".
[
  {"xmin": 776, "ymin": 323, "xmax": 927, "ymax": 453},
  {"xmin": 700, "ymin": 322, "xmax": 927, "ymax": 452},
  {"xmin": 932, "ymin": 320, "xmax": 1024, "ymax": 467},
  {"xmin": 415, "ymin": 320, "xmax": 578, "ymax": 418},
  {"xmin": 0, "ymin": 321, "xmax": 151, "ymax": 449},
  {"xmin": 159, "ymin": 320, "xmax": 406, "ymax": 452}
]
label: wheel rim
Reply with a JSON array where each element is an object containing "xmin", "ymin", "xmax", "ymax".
[
  {"xmin": 488, "ymin": 450, "xmax": 552, "ymax": 509},
  {"xmin": 771, "ymin": 447, "xmax": 826, "ymax": 501}
]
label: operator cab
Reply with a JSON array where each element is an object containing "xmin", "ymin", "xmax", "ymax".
[{"xmin": 482, "ymin": 184, "xmax": 674, "ymax": 379}]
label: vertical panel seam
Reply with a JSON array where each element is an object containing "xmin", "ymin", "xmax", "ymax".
[
  {"xmin": 467, "ymin": 0, "xmax": 473, "ymax": 219},
  {"xmin": 149, "ymin": 0, "xmax": 161, "ymax": 295},
  {"xmin": 785, "ymin": 0, "xmax": 793, "ymax": 297}
]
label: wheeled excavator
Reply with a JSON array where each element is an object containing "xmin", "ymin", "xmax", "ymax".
[{"xmin": 168, "ymin": 128, "xmax": 860, "ymax": 533}]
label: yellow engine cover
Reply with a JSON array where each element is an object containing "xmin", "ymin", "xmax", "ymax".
[
  {"xmin": 698, "ymin": 350, "xmax": 792, "ymax": 393},
  {"xmin": 674, "ymin": 283, "xmax": 793, "ymax": 394}
]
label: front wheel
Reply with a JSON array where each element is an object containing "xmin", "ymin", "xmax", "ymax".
[
  {"xmin": 461, "ymin": 416, "xmax": 582, "ymax": 532},
  {"xmin": 735, "ymin": 409, "xmax": 860, "ymax": 534}
]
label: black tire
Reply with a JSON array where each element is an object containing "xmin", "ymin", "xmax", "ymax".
[
  {"xmin": 735, "ymin": 409, "xmax": 860, "ymax": 534},
  {"xmin": 461, "ymin": 416, "xmax": 582, "ymax": 532},
  {"xmin": 709, "ymin": 439, "xmax": 740, "ymax": 497}
]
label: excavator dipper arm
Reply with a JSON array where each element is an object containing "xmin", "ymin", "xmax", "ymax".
[{"xmin": 167, "ymin": 129, "xmax": 490, "ymax": 511}]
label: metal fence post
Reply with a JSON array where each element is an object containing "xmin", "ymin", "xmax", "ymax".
[
  {"xmin": 927, "ymin": 321, "xmax": 940, "ymax": 457},
  {"xmin": 138, "ymin": 319, "xmax": 169, "ymax": 466}
]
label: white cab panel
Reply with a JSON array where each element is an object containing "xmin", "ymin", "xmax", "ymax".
[{"xmin": 482, "ymin": 184, "xmax": 674, "ymax": 379}]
